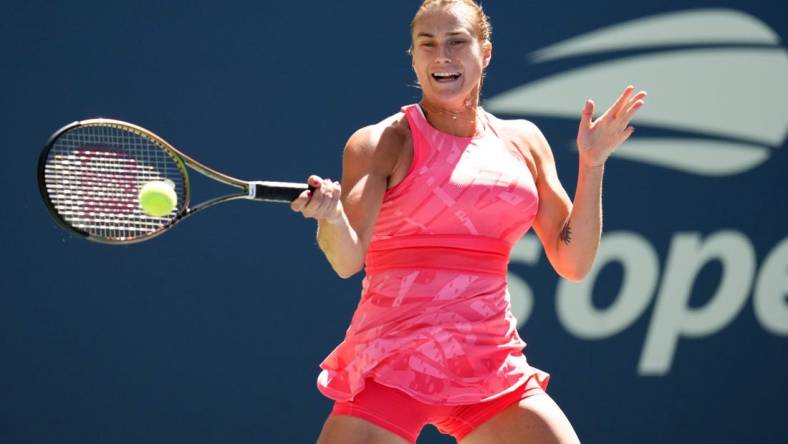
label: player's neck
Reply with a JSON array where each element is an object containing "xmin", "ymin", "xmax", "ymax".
[{"xmin": 419, "ymin": 94, "xmax": 483, "ymax": 138}]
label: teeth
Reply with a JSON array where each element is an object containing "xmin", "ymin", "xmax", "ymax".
[{"xmin": 434, "ymin": 72, "xmax": 460, "ymax": 77}]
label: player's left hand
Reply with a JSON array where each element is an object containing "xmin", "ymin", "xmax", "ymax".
[{"xmin": 576, "ymin": 85, "xmax": 647, "ymax": 168}]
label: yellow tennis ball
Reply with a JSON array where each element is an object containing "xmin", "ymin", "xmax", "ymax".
[{"xmin": 138, "ymin": 180, "xmax": 177, "ymax": 217}]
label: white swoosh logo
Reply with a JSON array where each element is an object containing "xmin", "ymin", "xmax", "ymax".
[
  {"xmin": 485, "ymin": 9, "xmax": 788, "ymax": 176},
  {"xmin": 610, "ymin": 139, "xmax": 770, "ymax": 177},
  {"xmin": 529, "ymin": 8, "xmax": 781, "ymax": 62}
]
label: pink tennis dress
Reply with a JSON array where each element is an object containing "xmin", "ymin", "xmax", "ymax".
[{"xmin": 317, "ymin": 104, "xmax": 549, "ymax": 405}]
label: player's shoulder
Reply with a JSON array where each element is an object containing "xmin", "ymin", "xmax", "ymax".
[
  {"xmin": 487, "ymin": 113, "xmax": 552, "ymax": 155},
  {"xmin": 345, "ymin": 111, "xmax": 410, "ymax": 159},
  {"xmin": 488, "ymin": 113, "xmax": 543, "ymax": 140}
]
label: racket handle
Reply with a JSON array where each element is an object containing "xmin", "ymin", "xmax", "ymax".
[{"xmin": 248, "ymin": 181, "xmax": 315, "ymax": 203}]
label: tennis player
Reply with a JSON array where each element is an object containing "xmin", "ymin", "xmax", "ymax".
[{"xmin": 291, "ymin": 1, "xmax": 646, "ymax": 442}]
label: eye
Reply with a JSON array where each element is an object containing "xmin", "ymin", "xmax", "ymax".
[{"xmin": 451, "ymin": 39, "xmax": 468, "ymax": 46}]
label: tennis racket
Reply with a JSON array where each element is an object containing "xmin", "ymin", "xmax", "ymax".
[{"xmin": 38, "ymin": 118, "xmax": 312, "ymax": 245}]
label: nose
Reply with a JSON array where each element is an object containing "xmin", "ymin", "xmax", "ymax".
[{"xmin": 435, "ymin": 42, "xmax": 453, "ymax": 64}]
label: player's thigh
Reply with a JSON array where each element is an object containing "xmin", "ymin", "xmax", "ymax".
[
  {"xmin": 460, "ymin": 392, "xmax": 580, "ymax": 444},
  {"xmin": 316, "ymin": 414, "xmax": 410, "ymax": 444}
]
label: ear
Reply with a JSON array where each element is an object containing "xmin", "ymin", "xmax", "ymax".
[{"xmin": 482, "ymin": 40, "xmax": 492, "ymax": 68}]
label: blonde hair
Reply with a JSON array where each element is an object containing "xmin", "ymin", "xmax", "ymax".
[{"xmin": 410, "ymin": 0, "xmax": 492, "ymax": 43}]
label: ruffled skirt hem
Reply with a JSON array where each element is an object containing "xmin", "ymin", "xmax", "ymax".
[{"xmin": 317, "ymin": 362, "xmax": 550, "ymax": 406}]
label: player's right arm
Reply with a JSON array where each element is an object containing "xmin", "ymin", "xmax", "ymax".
[{"xmin": 291, "ymin": 122, "xmax": 399, "ymax": 278}]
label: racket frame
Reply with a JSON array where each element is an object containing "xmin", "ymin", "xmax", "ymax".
[{"xmin": 38, "ymin": 118, "xmax": 310, "ymax": 245}]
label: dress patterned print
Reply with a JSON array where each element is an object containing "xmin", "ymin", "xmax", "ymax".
[{"xmin": 317, "ymin": 104, "xmax": 549, "ymax": 405}]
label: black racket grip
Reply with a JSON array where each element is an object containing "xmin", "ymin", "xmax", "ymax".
[{"xmin": 250, "ymin": 181, "xmax": 316, "ymax": 203}]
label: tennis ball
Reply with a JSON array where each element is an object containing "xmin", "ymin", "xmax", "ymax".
[{"xmin": 138, "ymin": 180, "xmax": 177, "ymax": 217}]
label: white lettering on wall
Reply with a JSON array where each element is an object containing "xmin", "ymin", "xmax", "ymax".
[
  {"xmin": 556, "ymin": 232, "xmax": 658, "ymax": 339},
  {"xmin": 754, "ymin": 237, "xmax": 788, "ymax": 335}
]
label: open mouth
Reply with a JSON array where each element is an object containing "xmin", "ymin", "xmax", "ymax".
[{"xmin": 432, "ymin": 72, "xmax": 462, "ymax": 82}]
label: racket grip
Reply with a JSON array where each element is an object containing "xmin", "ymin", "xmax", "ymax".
[{"xmin": 249, "ymin": 181, "xmax": 315, "ymax": 203}]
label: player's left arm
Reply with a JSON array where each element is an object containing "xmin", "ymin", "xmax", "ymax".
[{"xmin": 528, "ymin": 85, "xmax": 647, "ymax": 281}]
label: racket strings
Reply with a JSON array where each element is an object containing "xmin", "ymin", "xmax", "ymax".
[{"xmin": 43, "ymin": 124, "xmax": 187, "ymax": 241}]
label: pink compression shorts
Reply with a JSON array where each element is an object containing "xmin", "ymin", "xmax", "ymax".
[{"xmin": 329, "ymin": 375, "xmax": 547, "ymax": 443}]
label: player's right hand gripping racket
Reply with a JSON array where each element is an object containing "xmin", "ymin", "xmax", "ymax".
[{"xmin": 38, "ymin": 118, "xmax": 313, "ymax": 245}]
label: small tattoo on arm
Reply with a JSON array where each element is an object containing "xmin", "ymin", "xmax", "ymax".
[{"xmin": 560, "ymin": 223, "xmax": 572, "ymax": 245}]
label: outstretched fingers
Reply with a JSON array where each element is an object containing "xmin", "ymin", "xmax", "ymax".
[
  {"xmin": 609, "ymin": 85, "xmax": 635, "ymax": 118},
  {"xmin": 621, "ymin": 91, "xmax": 648, "ymax": 126}
]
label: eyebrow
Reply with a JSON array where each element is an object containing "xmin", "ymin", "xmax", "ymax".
[{"xmin": 415, "ymin": 31, "xmax": 469, "ymax": 39}]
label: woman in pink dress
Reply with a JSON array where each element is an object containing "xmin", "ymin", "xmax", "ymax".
[{"xmin": 291, "ymin": 1, "xmax": 647, "ymax": 442}]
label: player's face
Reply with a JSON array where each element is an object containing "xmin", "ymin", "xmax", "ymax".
[{"xmin": 411, "ymin": 5, "xmax": 491, "ymax": 108}]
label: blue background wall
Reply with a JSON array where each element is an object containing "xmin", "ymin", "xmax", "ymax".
[{"xmin": 2, "ymin": 1, "xmax": 786, "ymax": 443}]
